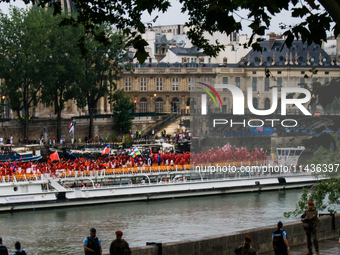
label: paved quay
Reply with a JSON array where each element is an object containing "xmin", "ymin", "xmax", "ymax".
[{"xmin": 260, "ymin": 238, "xmax": 340, "ymax": 254}]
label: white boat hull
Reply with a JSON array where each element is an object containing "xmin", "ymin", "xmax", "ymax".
[{"xmin": 0, "ymin": 173, "xmax": 322, "ymax": 212}]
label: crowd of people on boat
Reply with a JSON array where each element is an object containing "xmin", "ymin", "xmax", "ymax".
[
  {"xmin": 0, "ymin": 145, "xmax": 267, "ymax": 176},
  {"xmin": 191, "ymin": 145, "xmax": 268, "ymax": 164}
]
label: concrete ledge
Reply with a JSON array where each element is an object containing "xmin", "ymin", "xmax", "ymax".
[{"xmin": 128, "ymin": 213, "xmax": 340, "ymax": 255}]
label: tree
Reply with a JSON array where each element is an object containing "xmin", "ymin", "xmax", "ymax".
[
  {"xmin": 111, "ymin": 89, "xmax": 135, "ymax": 136},
  {"xmin": 39, "ymin": 9, "xmax": 83, "ymax": 142},
  {"xmin": 74, "ymin": 27, "xmax": 130, "ymax": 140},
  {"xmin": 21, "ymin": 0, "xmax": 340, "ymax": 63},
  {"xmin": 284, "ymin": 137, "xmax": 340, "ymax": 217},
  {"xmin": 0, "ymin": 7, "xmax": 49, "ymax": 139}
]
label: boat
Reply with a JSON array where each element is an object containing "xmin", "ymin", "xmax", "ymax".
[
  {"xmin": 0, "ymin": 146, "xmax": 322, "ymax": 212},
  {"xmin": 0, "ymin": 144, "xmax": 42, "ymax": 162}
]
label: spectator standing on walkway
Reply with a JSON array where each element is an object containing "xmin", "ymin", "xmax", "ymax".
[
  {"xmin": 272, "ymin": 221, "xmax": 290, "ymax": 255},
  {"xmin": 13, "ymin": 241, "xmax": 27, "ymax": 255},
  {"xmin": 0, "ymin": 237, "xmax": 8, "ymax": 255},
  {"xmin": 234, "ymin": 236, "xmax": 257, "ymax": 255},
  {"xmin": 301, "ymin": 201, "xmax": 319, "ymax": 255},
  {"xmin": 109, "ymin": 230, "xmax": 131, "ymax": 255},
  {"xmin": 83, "ymin": 228, "xmax": 102, "ymax": 255}
]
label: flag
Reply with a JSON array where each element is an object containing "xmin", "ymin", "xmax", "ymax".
[
  {"xmin": 11, "ymin": 163, "xmax": 17, "ymax": 172},
  {"xmin": 222, "ymin": 143, "xmax": 230, "ymax": 152},
  {"xmin": 129, "ymin": 147, "xmax": 141, "ymax": 158},
  {"xmin": 69, "ymin": 122, "xmax": 74, "ymax": 134},
  {"xmin": 50, "ymin": 151, "xmax": 60, "ymax": 161},
  {"xmin": 101, "ymin": 145, "xmax": 110, "ymax": 155}
]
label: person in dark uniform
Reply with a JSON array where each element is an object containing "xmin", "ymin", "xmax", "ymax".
[
  {"xmin": 272, "ymin": 221, "xmax": 290, "ymax": 255},
  {"xmin": 301, "ymin": 201, "xmax": 319, "ymax": 255},
  {"xmin": 234, "ymin": 236, "xmax": 257, "ymax": 255},
  {"xmin": 109, "ymin": 230, "xmax": 131, "ymax": 255},
  {"xmin": 13, "ymin": 241, "xmax": 27, "ymax": 255},
  {"xmin": 0, "ymin": 237, "xmax": 8, "ymax": 255},
  {"xmin": 83, "ymin": 228, "xmax": 102, "ymax": 255}
]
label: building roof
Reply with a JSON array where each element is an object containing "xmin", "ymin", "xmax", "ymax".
[
  {"xmin": 169, "ymin": 47, "xmax": 206, "ymax": 56},
  {"xmin": 239, "ymin": 39, "xmax": 338, "ymax": 68}
]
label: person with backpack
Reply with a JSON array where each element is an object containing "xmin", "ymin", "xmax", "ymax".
[
  {"xmin": 83, "ymin": 228, "xmax": 102, "ymax": 255},
  {"xmin": 13, "ymin": 242, "xmax": 27, "ymax": 255},
  {"xmin": 272, "ymin": 221, "xmax": 290, "ymax": 255},
  {"xmin": 0, "ymin": 237, "xmax": 8, "ymax": 255}
]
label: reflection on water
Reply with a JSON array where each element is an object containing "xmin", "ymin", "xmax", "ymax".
[{"xmin": 0, "ymin": 189, "xmax": 303, "ymax": 254}]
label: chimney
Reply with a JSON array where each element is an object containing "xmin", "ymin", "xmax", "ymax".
[{"xmin": 268, "ymin": 32, "xmax": 283, "ymax": 50}]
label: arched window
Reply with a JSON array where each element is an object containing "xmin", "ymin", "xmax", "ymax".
[
  {"xmin": 171, "ymin": 98, "xmax": 180, "ymax": 113},
  {"xmin": 264, "ymin": 98, "xmax": 271, "ymax": 110},
  {"xmin": 155, "ymin": 98, "xmax": 163, "ymax": 113},
  {"xmin": 139, "ymin": 98, "xmax": 147, "ymax": 113}
]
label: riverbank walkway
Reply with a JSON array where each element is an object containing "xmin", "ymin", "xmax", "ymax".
[{"xmin": 260, "ymin": 238, "xmax": 339, "ymax": 254}]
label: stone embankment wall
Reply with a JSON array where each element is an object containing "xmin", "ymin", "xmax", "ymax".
[
  {"xmin": 0, "ymin": 117, "xmax": 157, "ymax": 143},
  {"xmin": 125, "ymin": 214, "xmax": 339, "ymax": 255}
]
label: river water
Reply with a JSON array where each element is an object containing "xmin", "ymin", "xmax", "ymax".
[{"xmin": 0, "ymin": 189, "xmax": 305, "ymax": 254}]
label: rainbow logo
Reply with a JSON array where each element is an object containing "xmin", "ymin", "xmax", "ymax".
[{"xmin": 196, "ymin": 82, "xmax": 222, "ymax": 106}]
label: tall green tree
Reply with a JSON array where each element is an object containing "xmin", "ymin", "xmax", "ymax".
[
  {"xmin": 111, "ymin": 89, "xmax": 135, "ymax": 136},
  {"xmin": 74, "ymin": 28, "xmax": 130, "ymax": 140},
  {"xmin": 39, "ymin": 9, "xmax": 83, "ymax": 141},
  {"xmin": 0, "ymin": 7, "xmax": 49, "ymax": 139}
]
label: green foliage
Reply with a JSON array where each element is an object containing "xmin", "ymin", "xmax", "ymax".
[
  {"xmin": 0, "ymin": 7, "xmax": 54, "ymax": 137},
  {"xmin": 12, "ymin": 0, "xmax": 340, "ymax": 63},
  {"xmin": 111, "ymin": 89, "xmax": 135, "ymax": 135},
  {"xmin": 105, "ymin": 134, "xmax": 116, "ymax": 143},
  {"xmin": 123, "ymin": 134, "xmax": 134, "ymax": 144},
  {"xmin": 73, "ymin": 26, "xmax": 129, "ymax": 139},
  {"xmin": 286, "ymin": 137, "xmax": 340, "ymax": 217}
]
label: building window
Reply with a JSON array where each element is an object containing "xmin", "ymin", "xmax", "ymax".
[
  {"xmin": 139, "ymin": 98, "xmax": 147, "ymax": 113},
  {"xmin": 325, "ymin": 71, "xmax": 329, "ymax": 75},
  {"xmin": 172, "ymin": 77, "xmax": 179, "ymax": 91},
  {"xmin": 155, "ymin": 98, "xmax": 163, "ymax": 113},
  {"xmin": 252, "ymin": 77, "xmax": 257, "ymax": 91},
  {"xmin": 140, "ymin": 77, "xmax": 147, "ymax": 91},
  {"xmin": 277, "ymin": 77, "xmax": 282, "ymax": 91},
  {"xmin": 233, "ymin": 32, "xmax": 237, "ymax": 41},
  {"xmin": 301, "ymin": 71, "xmax": 305, "ymax": 74},
  {"xmin": 222, "ymin": 77, "xmax": 228, "ymax": 91},
  {"xmin": 235, "ymin": 77, "xmax": 240, "ymax": 88},
  {"xmin": 277, "ymin": 71, "xmax": 281, "ymax": 74},
  {"xmin": 203, "ymin": 77, "xmax": 210, "ymax": 84},
  {"xmin": 264, "ymin": 98, "xmax": 270, "ymax": 110},
  {"xmin": 125, "ymin": 78, "xmax": 131, "ymax": 91},
  {"xmin": 188, "ymin": 78, "xmax": 195, "ymax": 91},
  {"xmin": 156, "ymin": 77, "xmax": 163, "ymax": 91},
  {"xmin": 312, "ymin": 78, "xmax": 317, "ymax": 83},
  {"xmin": 171, "ymin": 98, "xmax": 180, "ymax": 113},
  {"xmin": 265, "ymin": 77, "xmax": 270, "ymax": 91},
  {"xmin": 253, "ymin": 71, "xmax": 256, "ymax": 74},
  {"xmin": 325, "ymin": 77, "xmax": 329, "ymax": 84},
  {"xmin": 300, "ymin": 78, "xmax": 305, "ymax": 87}
]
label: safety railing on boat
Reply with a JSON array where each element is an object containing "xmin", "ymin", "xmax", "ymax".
[{"xmin": 1, "ymin": 173, "xmax": 42, "ymax": 183}]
